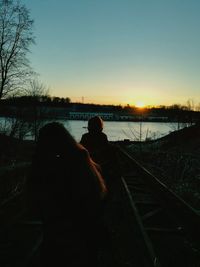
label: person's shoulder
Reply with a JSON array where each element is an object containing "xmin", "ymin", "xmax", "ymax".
[
  {"xmin": 80, "ymin": 132, "xmax": 89, "ymax": 143},
  {"xmin": 101, "ymin": 132, "xmax": 107, "ymax": 137},
  {"xmin": 81, "ymin": 133, "xmax": 88, "ymax": 139},
  {"xmin": 101, "ymin": 132, "xmax": 108, "ymax": 141},
  {"xmin": 82, "ymin": 132, "xmax": 89, "ymax": 137}
]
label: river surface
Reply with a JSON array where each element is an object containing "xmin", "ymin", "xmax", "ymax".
[
  {"xmin": 0, "ymin": 117, "xmax": 179, "ymax": 142},
  {"xmin": 57, "ymin": 120, "xmax": 176, "ymax": 142}
]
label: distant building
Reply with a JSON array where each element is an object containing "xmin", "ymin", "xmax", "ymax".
[
  {"xmin": 118, "ymin": 114, "xmax": 135, "ymax": 120},
  {"xmin": 147, "ymin": 116, "xmax": 168, "ymax": 121},
  {"xmin": 67, "ymin": 111, "xmax": 114, "ymax": 120}
]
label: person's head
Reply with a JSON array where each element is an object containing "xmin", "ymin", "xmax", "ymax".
[
  {"xmin": 88, "ymin": 116, "xmax": 103, "ymax": 133},
  {"xmin": 36, "ymin": 122, "xmax": 77, "ymax": 158}
]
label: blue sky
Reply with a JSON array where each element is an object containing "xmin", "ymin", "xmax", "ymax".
[{"xmin": 24, "ymin": 0, "xmax": 200, "ymax": 106}]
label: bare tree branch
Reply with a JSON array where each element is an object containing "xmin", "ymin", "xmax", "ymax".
[{"xmin": 0, "ymin": 0, "xmax": 35, "ymax": 99}]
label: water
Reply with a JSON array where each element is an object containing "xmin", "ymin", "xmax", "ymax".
[
  {"xmin": 57, "ymin": 120, "xmax": 175, "ymax": 142},
  {"xmin": 0, "ymin": 117, "xmax": 178, "ymax": 142}
]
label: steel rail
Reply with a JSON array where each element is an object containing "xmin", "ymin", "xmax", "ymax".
[
  {"xmin": 114, "ymin": 144, "xmax": 200, "ymax": 267},
  {"xmin": 121, "ymin": 176, "xmax": 161, "ymax": 267},
  {"xmin": 117, "ymin": 145, "xmax": 200, "ymax": 244}
]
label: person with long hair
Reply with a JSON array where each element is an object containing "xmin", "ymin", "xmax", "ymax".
[{"xmin": 28, "ymin": 122, "xmax": 107, "ymax": 266}]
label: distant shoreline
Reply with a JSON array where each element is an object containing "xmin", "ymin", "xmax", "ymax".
[
  {"xmin": 54, "ymin": 117, "xmax": 194, "ymax": 124},
  {"xmin": 0, "ymin": 115, "xmax": 197, "ymax": 123}
]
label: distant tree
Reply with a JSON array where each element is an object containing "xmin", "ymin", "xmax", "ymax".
[
  {"xmin": 0, "ymin": 0, "xmax": 34, "ymax": 99},
  {"xmin": 25, "ymin": 79, "xmax": 50, "ymax": 141},
  {"xmin": 65, "ymin": 97, "xmax": 71, "ymax": 104},
  {"xmin": 124, "ymin": 104, "xmax": 134, "ymax": 113},
  {"xmin": 196, "ymin": 103, "xmax": 200, "ymax": 112},
  {"xmin": 0, "ymin": 80, "xmax": 49, "ymax": 140},
  {"xmin": 25, "ymin": 79, "xmax": 49, "ymax": 99},
  {"xmin": 186, "ymin": 99, "xmax": 195, "ymax": 111},
  {"xmin": 52, "ymin": 97, "xmax": 60, "ymax": 105},
  {"xmin": 0, "ymin": 95, "xmax": 33, "ymax": 140}
]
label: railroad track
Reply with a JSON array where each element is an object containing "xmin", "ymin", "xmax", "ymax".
[
  {"xmin": 0, "ymin": 152, "xmax": 200, "ymax": 267},
  {"xmin": 115, "ymin": 144, "xmax": 200, "ymax": 267}
]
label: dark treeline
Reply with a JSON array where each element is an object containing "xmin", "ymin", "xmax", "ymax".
[
  {"xmin": 0, "ymin": 95, "xmax": 200, "ymax": 123},
  {"xmin": 0, "ymin": 95, "xmax": 71, "ymax": 107},
  {"xmin": 0, "ymin": 95, "xmax": 123, "ymax": 113},
  {"xmin": 0, "ymin": 95, "xmax": 199, "ymax": 110}
]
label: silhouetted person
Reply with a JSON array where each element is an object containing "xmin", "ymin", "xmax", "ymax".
[
  {"xmin": 80, "ymin": 116, "xmax": 121, "ymax": 192},
  {"xmin": 80, "ymin": 116, "xmax": 109, "ymax": 165},
  {"xmin": 28, "ymin": 122, "xmax": 107, "ymax": 267}
]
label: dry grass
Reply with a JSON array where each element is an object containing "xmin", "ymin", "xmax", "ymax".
[{"xmin": 126, "ymin": 124, "xmax": 200, "ymax": 211}]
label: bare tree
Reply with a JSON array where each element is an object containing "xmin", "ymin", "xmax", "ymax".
[
  {"xmin": 0, "ymin": 0, "xmax": 35, "ymax": 99},
  {"xmin": 186, "ymin": 99, "xmax": 195, "ymax": 111},
  {"xmin": 0, "ymin": 80, "xmax": 49, "ymax": 141},
  {"xmin": 196, "ymin": 103, "xmax": 200, "ymax": 112},
  {"xmin": 26, "ymin": 79, "xmax": 50, "ymax": 141}
]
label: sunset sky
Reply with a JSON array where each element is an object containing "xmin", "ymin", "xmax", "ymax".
[{"xmin": 24, "ymin": 0, "xmax": 200, "ymax": 106}]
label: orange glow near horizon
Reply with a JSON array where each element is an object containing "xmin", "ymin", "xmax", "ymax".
[{"xmin": 135, "ymin": 101, "xmax": 146, "ymax": 108}]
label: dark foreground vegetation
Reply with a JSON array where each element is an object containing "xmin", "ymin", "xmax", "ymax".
[{"xmin": 125, "ymin": 123, "xmax": 200, "ymax": 211}]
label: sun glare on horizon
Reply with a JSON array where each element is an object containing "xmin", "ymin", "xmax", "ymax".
[{"xmin": 135, "ymin": 101, "xmax": 145, "ymax": 108}]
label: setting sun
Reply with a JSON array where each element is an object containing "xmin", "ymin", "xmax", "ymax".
[{"xmin": 135, "ymin": 101, "xmax": 145, "ymax": 108}]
